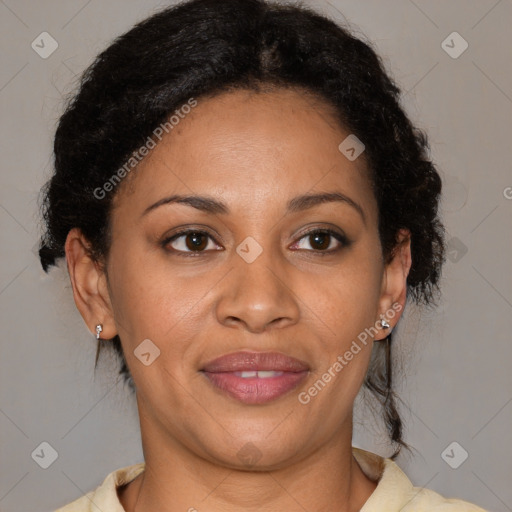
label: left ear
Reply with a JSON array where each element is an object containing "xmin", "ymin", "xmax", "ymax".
[{"xmin": 375, "ymin": 228, "xmax": 412, "ymax": 340}]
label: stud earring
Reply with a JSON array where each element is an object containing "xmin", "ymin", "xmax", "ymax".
[
  {"xmin": 95, "ymin": 324, "xmax": 103, "ymax": 340},
  {"xmin": 379, "ymin": 316, "xmax": 390, "ymax": 329}
]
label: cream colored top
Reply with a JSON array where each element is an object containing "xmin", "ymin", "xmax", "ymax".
[{"xmin": 55, "ymin": 447, "xmax": 487, "ymax": 511}]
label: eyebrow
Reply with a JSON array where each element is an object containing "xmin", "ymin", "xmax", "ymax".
[{"xmin": 142, "ymin": 192, "xmax": 366, "ymax": 224}]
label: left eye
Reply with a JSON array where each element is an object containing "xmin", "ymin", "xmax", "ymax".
[{"xmin": 291, "ymin": 229, "xmax": 347, "ymax": 252}]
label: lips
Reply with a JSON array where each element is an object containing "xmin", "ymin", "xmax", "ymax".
[
  {"xmin": 201, "ymin": 351, "xmax": 309, "ymax": 405},
  {"xmin": 202, "ymin": 351, "xmax": 309, "ymax": 373}
]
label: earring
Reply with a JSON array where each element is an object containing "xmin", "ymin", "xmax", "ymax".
[
  {"xmin": 379, "ymin": 316, "xmax": 390, "ymax": 329},
  {"xmin": 95, "ymin": 324, "xmax": 103, "ymax": 340}
]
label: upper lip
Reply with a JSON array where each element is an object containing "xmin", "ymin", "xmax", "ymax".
[{"xmin": 201, "ymin": 351, "xmax": 310, "ymax": 373}]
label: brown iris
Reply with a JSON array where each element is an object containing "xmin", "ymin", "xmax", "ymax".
[
  {"xmin": 185, "ymin": 232, "xmax": 208, "ymax": 251},
  {"xmin": 309, "ymin": 232, "xmax": 331, "ymax": 251}
]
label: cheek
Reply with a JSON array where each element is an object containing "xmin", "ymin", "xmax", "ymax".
[
  {"xmin": 105, "ymin": 242, "xmax": 170, "ymax": 340},
  {"xmin": 304, "ymin": 268, "xmax": 381, "ymax": 396},
  {"xmin": 303, "ymin": 254, "xmax": 383, "ymax": 344},
  {"xmin": 106, "ymin": 242, "xmax": 214, "ymax": 357}
]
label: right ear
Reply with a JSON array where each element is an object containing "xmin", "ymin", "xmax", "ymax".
[{"xmin": 64, "ymin": 228, "xmax": 117, "ymax": 340}]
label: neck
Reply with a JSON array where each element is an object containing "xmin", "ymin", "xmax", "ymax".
[{"xmin": 119, "ymin": 405, "xmax": 377, "ymax": 512}]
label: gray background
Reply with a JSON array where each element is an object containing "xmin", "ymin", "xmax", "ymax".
[{"xmin": 0, "ymin": 0, "xmax": 511, "ymax": 511}]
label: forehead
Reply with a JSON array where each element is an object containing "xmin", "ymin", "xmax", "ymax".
[{"xmin": 113, "ymin": 88, "xmax": 376, "ymax": 222}]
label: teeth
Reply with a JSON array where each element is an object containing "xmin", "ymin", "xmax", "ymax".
[
  {"xmin": 257, "ymin": 371, "xmax": 283, "ymax": 378},
  {"xmin": 240, "ymin": 371, "xmax": 258, "ymax": 378},
  {"xmin": 237, "ymin": 371, "xmax": 284, "ymax": 378}
]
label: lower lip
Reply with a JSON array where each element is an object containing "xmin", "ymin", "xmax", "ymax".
[{"xmin": 202, "ymin": 371, "xmax": 308, "ymax": 404}]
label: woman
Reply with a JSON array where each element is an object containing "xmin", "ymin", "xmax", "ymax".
[{"xmin": 38, "ymin": 0, "xmax": 487, "ymax": 510}]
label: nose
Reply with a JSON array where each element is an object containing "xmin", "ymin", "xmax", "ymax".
[{"xmin": 215, "ymin": 249, "xmax": 300, "ymax": 334}]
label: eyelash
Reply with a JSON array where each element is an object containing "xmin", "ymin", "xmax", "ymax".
[{"xmin": 161, "ymin": 228, "xmax": 350, "ymax": 257}]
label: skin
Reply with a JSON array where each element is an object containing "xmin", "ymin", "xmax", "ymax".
[{"xmin": 65, "ymin": 87, "xmax": 411, "ymax": 512}]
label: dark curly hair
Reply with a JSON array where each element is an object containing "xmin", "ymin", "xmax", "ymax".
[{"xmin": 38, "ymin": 0, "xmax": 446, "ymax": 459}]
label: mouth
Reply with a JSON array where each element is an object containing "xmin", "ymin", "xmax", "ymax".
[{"xmin": 200, "ymin": 351, "xmax": 310, "ymax": 405}]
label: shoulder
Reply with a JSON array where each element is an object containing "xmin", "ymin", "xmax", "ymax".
[
  {"xmin": 353, "ymin": 447, "xmax": 488, "ymax": 512},
  {"xmin": 399, "ymin": 486, "xmax": 489, "ymax": 511},
  {"xmin": 54, "ymin": 463, "xmax": 145, "ymax": 512}
]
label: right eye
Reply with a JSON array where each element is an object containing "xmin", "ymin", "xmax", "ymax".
[{"xmin": 162, "ymin": 230, "xmax": 223, "ymax": 256}]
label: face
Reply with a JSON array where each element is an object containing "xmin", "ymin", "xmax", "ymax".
[{"xmin": 73, "ymin": 87, "xmax": 409, "ymax": 470}]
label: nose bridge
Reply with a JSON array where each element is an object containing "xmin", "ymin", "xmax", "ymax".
[{"xmin": 215, "ymin": 242, "xmax": 300, "ymax": 332}]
